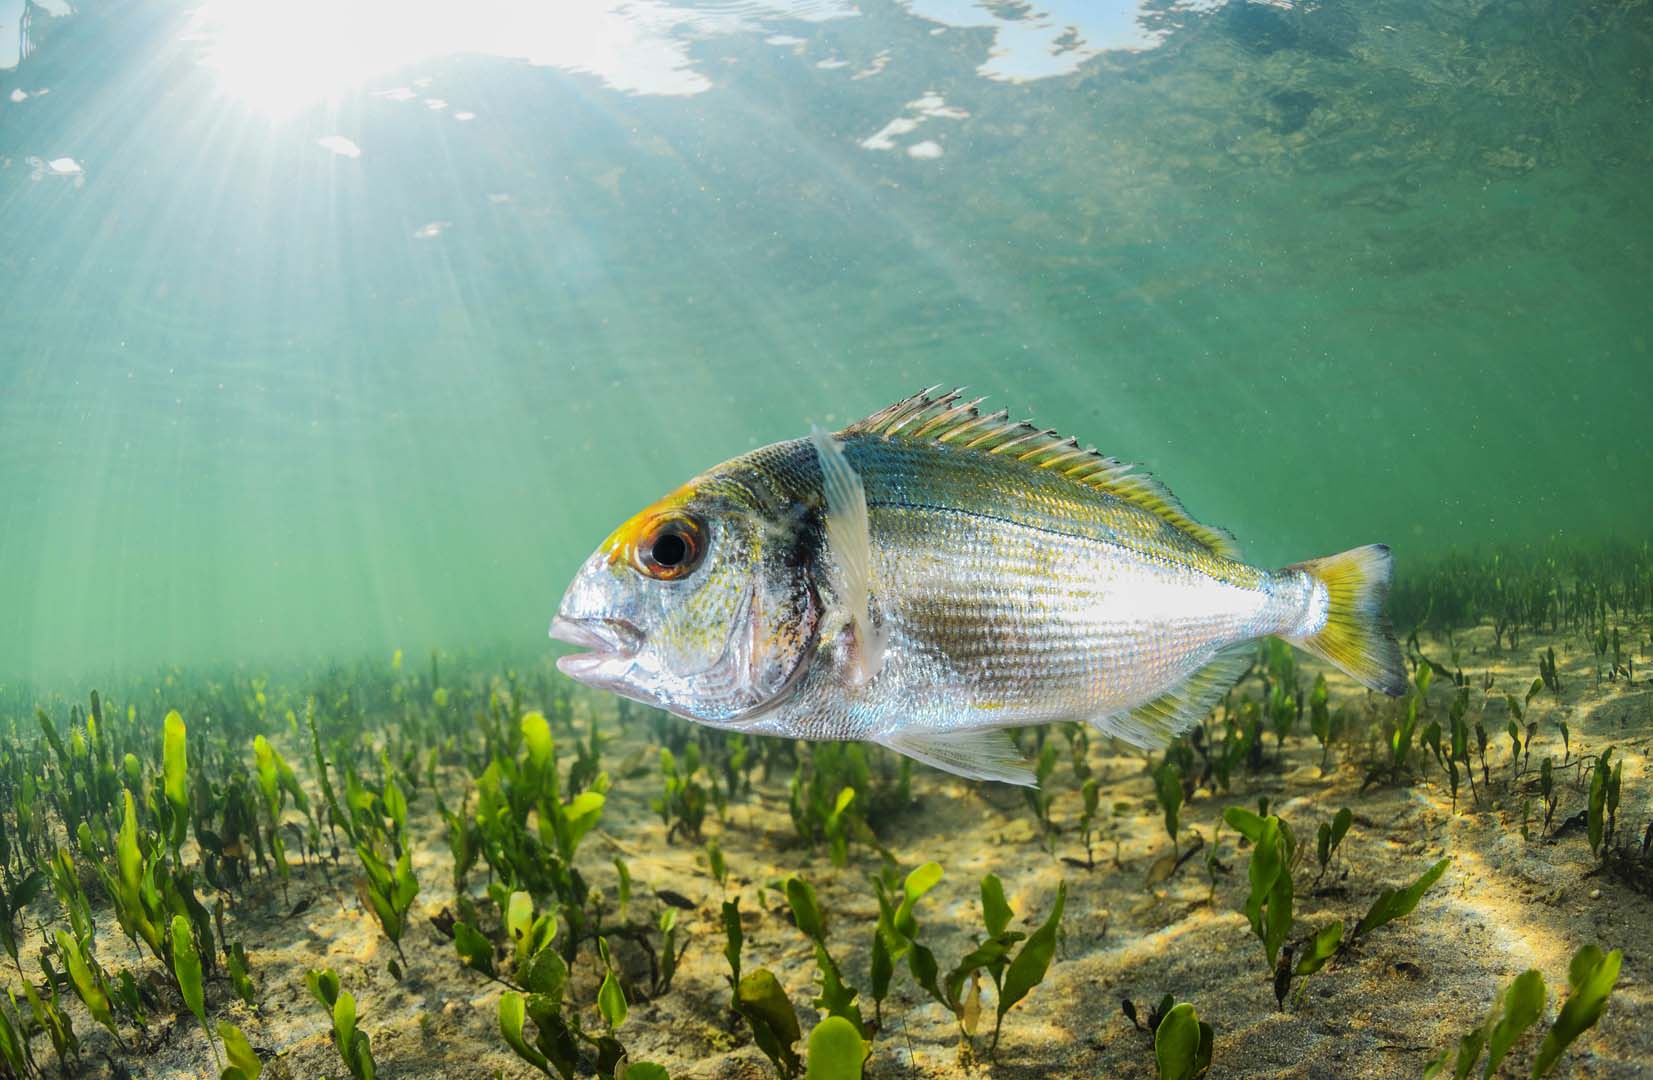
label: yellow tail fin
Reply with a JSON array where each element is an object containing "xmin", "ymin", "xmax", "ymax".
[{"xmin": 1285, "ymin": 544, "xmax": 1407, "ymax": 696}]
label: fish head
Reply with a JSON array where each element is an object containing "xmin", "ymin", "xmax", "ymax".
[{"xmin": 550, "ymin": 462, "xmax": 819, "ymax": 725}]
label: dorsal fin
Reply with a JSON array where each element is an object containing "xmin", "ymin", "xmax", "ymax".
[{"xmin": 842, "ymin": 386, "xmax": 1241, "ymax": 560}]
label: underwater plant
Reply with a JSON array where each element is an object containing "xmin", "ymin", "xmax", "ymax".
[
  {"xmin": 171, "ymin": 913, "xmax": 219, "ymax": 1068},
  {"xmin": 1154, "ymin": 1002, "xmax": 1214, "ymax": 1080},
  {"xmin": 976, "ymin": 876, "xmax": 1066, "ymax": 1054},
  {"xmin": 734, "ymin": 967, "xmax": 804, "ymax": 1079},
  {"xmin": 1153, "ymin": 759, "xmax": 1183, "ymax": 857},
  {"xmin": 1071, "ymin": 775, "xmax": 1103, "ymax": 868},
  {"xmin": 1313, "ymin": 807, "xmax": 1352, "ymax": 886},
  {"xmin": 19, "ymin": 961, "xmax": 77, "ymax": 1070},
  {"xmin": 704, "ymin": 836, "xmax": 728, "ymax": 889},
  {"xmin": 1425, "ymin": 945, "xmax": 1622, "ymax": 1078},
  {"xmin": 1122, "ymin": 994, "xmax": 1214, "ymax": 1080},
  {"xmin": 788, "ymin": 741, "xmax": 884, "ymax": 867},
  {"xmin": 653, "ymin": 744, "xmax": 708, "ymax": 843},
  {"xmin": 1586, "ymin": 747, "xmax": 1621, "ymax": 858},
  {"xmin": 1600, "ymin": 817, "xmax": 1653, "ymax": 897},
  {"xmin": 1538, "ymin": 647, "xmax": 1561, "ymax": 698},
  {"xmin": 698, "ymin": 883, "xmax": 831, "ymax": 1077},
  {"xmin": 0, "ymin": 992, "xmax": 36, "ymax": 1077},
  {"xmin": 308, "ymin": 968, "xmax": 377, "ymax": 1080},
  {"xmin": 353, "ymin": 795, "xmax": 420, "ymax": 970},
  {"xmin": 597, "ymin": 937, "xmax": 629, "ymax": 1032},
  {"xmin": 804, "ymin": 1015, "xmax": 868, "ymax": 1080},
  {"xmin": 218, "ymin": 1021, "xmax": 263, "ymax": 1080},
  {"xmin": 251, "ymin": 733, "xmax": 308, "ymax": 904},
  {"xmin": 1349, "ymin": 857, "xmax": 1451, "ymax": 942},
  {"xmin": 226, "ymin": 939, "xmax": 256, "ymax": 1007},
  {"xmin": 162, "ymin": 710, "xmax": 190, "ymax": 863},
  {"xmin": 465, "ymin": 709, "xmax": 609, "ymax": 965},
  {"xmin": 440, "ymin": 789, "xmax": 479, "ymax": 896},
  {"xmin": 1023, "ymin": 735, "xmax": 1060, "ymax": 847},
  {"xmin": 1223, "ymin": 807, "xmax": 1294, "ymax": 975},
  {"xmin": 468, "ymin": 874, "xmax": 678, "ymax": 1079},
  {"xmin": 495, "ymin": 962, "xmax": 580, "ymax": 1077},
  {"xmin": 869, "ymin": 860, "xmax": 941, "ymax": 1029},
  {"xmin": 1308, "ymin": 672, "xmax": 1333, "ymax": 773},
  {"xmin": 1532, "ymin": 946, "xmax": 1622, "ymax": 1076},
  {"xmin": 52, "ymin": 928, "xmax": 119, "ymax": 1048},
  {"xmin": 877, "ymin": 862, "xmax": 1067, "ymax": 1057},
  {"xmin": 1362, "ymin": 689, "xmax": 1430, "ymax": 791},
  {"xmin": 784, "ymin": 875, "xmax": 866, "ymax": 1039},
  {"xmin": 1226, "ymin": 804, "xmax": 1449, "ymax": 1006}
]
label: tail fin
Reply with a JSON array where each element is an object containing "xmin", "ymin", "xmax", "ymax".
[{"xmin": 1284, "ymin": 543, "xmax": 1407, "ymax": 696}]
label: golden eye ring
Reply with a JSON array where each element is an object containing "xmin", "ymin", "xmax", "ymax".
[{"xmin": 634, "ymin": 513, "xmax": 706, "ymax": 580}]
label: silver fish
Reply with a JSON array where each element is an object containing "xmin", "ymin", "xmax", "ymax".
[{"xmin": 550, "ymin": 387, "xmax": 1406, "ymax": 785}]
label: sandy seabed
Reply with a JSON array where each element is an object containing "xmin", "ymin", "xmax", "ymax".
[{"xmin": 63, "ymin": 623, "xmax": 1651, "ymax": 1080}]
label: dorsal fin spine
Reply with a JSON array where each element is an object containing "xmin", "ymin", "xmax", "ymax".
[
  {"xmin": 840, "ymin": 386, "xmax": 1242, "ymax": 559},
  {"xmin": 911, "ymin": 396, "xmax": 984, "ymax": 439},
  {"xmin": 963, "ymin": 417, "xmax": 1025, "ymax": 450},
  {"xmin": 992, "ymin": 427, "xmax": 1056, "ymax": 456},
  {"xmin": 1064, "ymin": 458, "xmax": 1106, "ymax": 479},
  {"xmin": 946, "ymin": 409, "xmax": 1007, "ymax": 446},
  {"xmin": 1019, "ymin": 435, "xmax": 1076, "ymax": 463},
  {"xmin": 1035, "ymin": 441, "xmax": 1088, "ymax": 469},
  {"xmin": 884, "ymin": 387, "xmax": 956, "ymax": 436},
  {"xmin": 936, "ymin": 408, "xmax": 998, "ymax": 443}
]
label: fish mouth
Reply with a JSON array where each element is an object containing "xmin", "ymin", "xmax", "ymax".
[{"xmin": 548, "ymin": 615, "xmax": 643, "ymax": 682}]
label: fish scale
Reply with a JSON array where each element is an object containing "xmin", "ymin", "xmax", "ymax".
[
  {"xmin": 852, "ymin": 456, "xmax": 1270, "ymax": 715},
  {"xmin": 737, "ymin": 435, "xmax": 1295, "ymax": 742},
  {"xmin": 552, "ymin": 387, "xmax": 1407, "ymax": 785}
]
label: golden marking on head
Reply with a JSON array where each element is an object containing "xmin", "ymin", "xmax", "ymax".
[{"xmin": 602, "ymin": 484, "xmax": 702, "ymax": 576}]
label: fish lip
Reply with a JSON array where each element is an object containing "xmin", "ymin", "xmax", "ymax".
[{"xmin": 548, "ymin": 615, "xmax": 643, "ymax": 664}]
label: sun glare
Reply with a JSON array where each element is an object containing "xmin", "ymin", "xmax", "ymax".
[
  {"xmin": 190, "ymin": 0, "xmax": 454, "ymax": 117},
  {"xmin": 188, "ymin": 0, "xmax": 1187, "ymax": 119},
  {"xmin": 189, "ymin": 0, "xmax": 733, "ymax": 117}
]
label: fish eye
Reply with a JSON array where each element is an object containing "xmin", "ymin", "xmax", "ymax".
[{"xmin": 636, "ymin": 514, "xmax": 705, "ymax": 580}]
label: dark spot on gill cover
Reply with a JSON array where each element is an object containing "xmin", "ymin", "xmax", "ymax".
[{"xmin": 782, "ymin": 499, "xmax": 823, "ymax": 579}]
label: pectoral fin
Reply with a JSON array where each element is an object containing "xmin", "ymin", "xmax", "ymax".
[
  {"xmin": 811, "ymin": 427, "xmax": 886, "ymax": 685},
  {"xmin": 875, "ymin": 728, "xmax": 1036, "ymax": 787}
]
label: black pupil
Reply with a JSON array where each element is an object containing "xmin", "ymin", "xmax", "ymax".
[{"xmin": 651, "ymin": 530, "xmax": 689, "ymax": 567}]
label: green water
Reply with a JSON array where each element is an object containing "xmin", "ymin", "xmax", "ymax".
[{"xmin": 1, "ymin": 0, "xmax": 1648, "ymax": 684}]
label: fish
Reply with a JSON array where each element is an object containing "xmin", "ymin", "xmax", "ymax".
[{"xmin": 550, "ymin": 387, "xmax": 1407, "ymax": 785}]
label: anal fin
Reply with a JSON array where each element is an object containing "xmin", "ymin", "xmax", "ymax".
[
  {"xmin": 875, "ymin": 728, "xmax": 1035, "ymax": 787},
  {"xmin": 1091, "ymin": 643, "xmax": 1253, "ymax": 749}
]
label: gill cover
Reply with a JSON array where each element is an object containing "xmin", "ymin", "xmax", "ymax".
[{"xmin": 554, "ymin": 478, "xmax": 820, "ymax": 726}]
